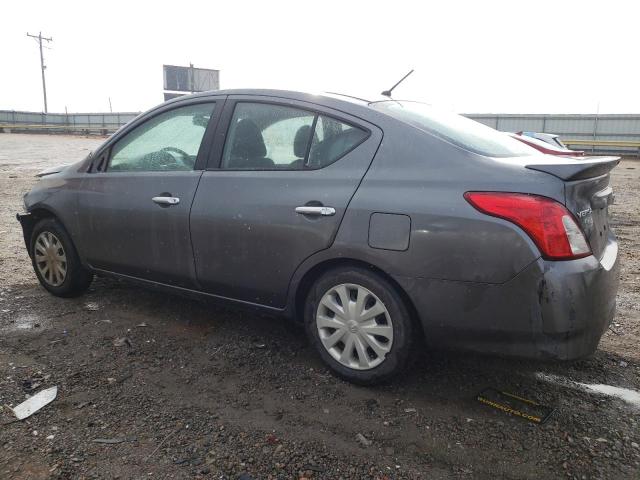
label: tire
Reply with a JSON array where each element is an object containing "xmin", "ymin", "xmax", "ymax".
[
  {"xmin": 30, "ymin": 218, "xmax": 93, "ymax": 297},
  {"xmin": 304, "ymin": 266, "xmax": 414, "ymax": 385}
]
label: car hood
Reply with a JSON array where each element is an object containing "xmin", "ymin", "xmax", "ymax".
[{"xmin": 36, "ymin": 163, "xmax": 71, "ymax": 178}]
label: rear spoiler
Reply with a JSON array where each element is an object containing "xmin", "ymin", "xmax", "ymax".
[{"xmin": 525, "ymin": 156, "xmax": 620, "ymax": 181}]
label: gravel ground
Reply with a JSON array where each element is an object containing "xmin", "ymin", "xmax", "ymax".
[{"xmin": 0, "ymin": 133, "xmax": 639, "ymax": 480}]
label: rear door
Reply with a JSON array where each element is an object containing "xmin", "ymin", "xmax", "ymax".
[
  {"xmin": 190, "ymin": 96, "xmax": 382, "ymax": 307},
  {"xmin": 77, "ymin": 100, "xmax": 220, "ymax": 287}
]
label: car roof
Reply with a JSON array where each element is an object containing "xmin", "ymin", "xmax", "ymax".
[
  {"xmin": 168, "ymin": 89, "xmax": 373, "ymax": 108},
  {"xmin": 159, "ymin": 89, "xmax": 405, "ymax": 129}
]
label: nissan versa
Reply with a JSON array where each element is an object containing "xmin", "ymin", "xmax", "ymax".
[{"xmin": 17, "ymin": 90, "xmax": 620, "ymax": 384}]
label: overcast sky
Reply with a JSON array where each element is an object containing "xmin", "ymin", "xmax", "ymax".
[{"xmin": 2, "ymin": 0, "xmax": 639, "ymax": 114}]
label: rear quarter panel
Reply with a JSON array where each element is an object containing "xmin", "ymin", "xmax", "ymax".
[{"xmin": 330, "ymin": 123, "xmax": 567, "ymax": 284}]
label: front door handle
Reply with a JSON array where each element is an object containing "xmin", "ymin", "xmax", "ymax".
[
  {"xmin": 152, "ymin": 196, "xmax": 180, "ymax": 206},
  {"xmin": 295, "ymin": 206, "xmax": 336, "ymax": 216}
]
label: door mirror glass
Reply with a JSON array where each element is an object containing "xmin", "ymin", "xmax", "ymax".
[{"xmin": 109, "ymin": 103, "xmax": 215, "ymax": 172}]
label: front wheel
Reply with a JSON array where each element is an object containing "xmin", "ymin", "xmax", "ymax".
[
  {"xmin": 30, "ymin": 218, "xmax": 93, "ymax": 297},
  {"xmin": 304, "ymin": 266, "xmax": 415, "ymax": 385}
]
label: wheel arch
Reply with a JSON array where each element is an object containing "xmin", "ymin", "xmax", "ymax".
[
  {"xmin": 22, "ymin": 206, "xmax": 86, "ymax": 265},
  {"xmin": 291, "ymin": 257, "xmax": 424, "ymax": 341},
  {"xmin": 19, "ymin": 207, "xmax": 64, "ymax": 256}
]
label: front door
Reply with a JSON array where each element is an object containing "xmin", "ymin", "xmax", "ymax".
[
  {"xmin": 77, "ymin": 101, "xmax": 218, "ymax": 287},
  {"xmin": 190, "ymin": 97, "xmax": 382, "ymax": 307}
]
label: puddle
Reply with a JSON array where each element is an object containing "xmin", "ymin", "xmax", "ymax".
[
  {"xmin": 536, "ymin": 372, "xmax": 640, "ymax": 409},
  {"xmin": 1, "ymin": 314, "xmax": 49, "ymax": 333}
]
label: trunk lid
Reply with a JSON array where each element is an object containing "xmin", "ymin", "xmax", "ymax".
[{"xmin": 526, "ymin": 156, "xmax": 620, "ymax": 259}]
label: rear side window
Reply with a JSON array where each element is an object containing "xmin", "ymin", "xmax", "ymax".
[
  {"xmin": 221, "ymin": 102, "xmax": 368, "ymax": 170},
  {"xmin": 222, "ymin": 103, "xmax": 315, "ymax": 169},
  {"xmin": 370, "ymin": 101, "xmax": 535, "ymax": 158},
  {"xmin": 308, "ymin": 116, "xmax": 369, "ymax": 168}
]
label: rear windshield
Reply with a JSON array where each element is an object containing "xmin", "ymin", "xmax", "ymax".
[{"xmin": 370, "ymin": 101, "xmax": 535, "ymax": 158}]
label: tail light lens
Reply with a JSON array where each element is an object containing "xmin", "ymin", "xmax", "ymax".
[{"xmin": 464, "ymin": 192, "xmax": 591, "ymax": 260}]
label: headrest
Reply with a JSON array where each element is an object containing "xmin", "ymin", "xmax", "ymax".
[
  {"xmin": 230, "ymin": 119, "xmax": 267, "ymax": 158},
  {"xmin": 293, "ymin": 124, "xmax": 317, "ymax": 158}
]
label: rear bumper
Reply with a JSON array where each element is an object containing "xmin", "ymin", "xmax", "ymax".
[{"xmin": 396, "ymin": 236, "xmax": 620, "ymax": 360}]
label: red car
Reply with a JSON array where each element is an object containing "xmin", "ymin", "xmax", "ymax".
[{"xmin": 509, "ymin": 132, "xmax": 584, "ymax": 157}]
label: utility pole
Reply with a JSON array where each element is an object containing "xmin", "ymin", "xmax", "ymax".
[{"xmin": 26, "ymin": 32, "xmax": 53, "ymax": 113}]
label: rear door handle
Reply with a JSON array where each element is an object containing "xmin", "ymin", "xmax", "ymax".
[
  {"xmin": 295, "ymin": 206, "xmax": 336, "ymax": 216},
  {"xmin": 152, "ymin": 196, "xmax": 180, "ymax": 206}
]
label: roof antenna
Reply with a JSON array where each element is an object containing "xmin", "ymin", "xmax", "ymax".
[{"xmin": 381, "ymin": 69, "xmax": 414, "ymax": 98}]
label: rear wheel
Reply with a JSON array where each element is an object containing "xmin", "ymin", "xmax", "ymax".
[
  {"xmin": 304, "ymin": 266, "xmax": 414, "ymax": 384},
  {"xmin": 30, "ymin": 218, "xmax": 93, "ymax": 297}
]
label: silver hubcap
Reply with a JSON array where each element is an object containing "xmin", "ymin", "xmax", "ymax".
[
  {"xmin": 316, "ymin": 283, "xmax": 393, "ymax": 370},
  {"xmin": 34, "ymin": 231, "xmax": 67, "ymax": 287}
]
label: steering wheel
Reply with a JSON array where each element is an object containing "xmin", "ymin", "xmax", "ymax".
[{"xmin": 160, "ymin": 146, "xmax": 191, "ymax": 168}]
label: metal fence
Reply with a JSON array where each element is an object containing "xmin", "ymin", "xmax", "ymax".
[
  {"xmin": 0, "ymin": 110, "xmax": 139, "ymax": 135},
  {"xmin": 2, "ymin": 109, "xmax": 640, "ymax": 155},
  {"xmin": 466, "ymin": 113, "xmax": 640, "ymax": 155}
]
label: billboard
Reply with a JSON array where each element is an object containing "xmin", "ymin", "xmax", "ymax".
[{"xmin": 163, "ymin": 65, "xmax": 220, "ymax": 94}]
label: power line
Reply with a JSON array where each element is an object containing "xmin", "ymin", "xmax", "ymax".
[{"xmin": 26, "ymin": 32, "xmax": 53, "ymax": 113}]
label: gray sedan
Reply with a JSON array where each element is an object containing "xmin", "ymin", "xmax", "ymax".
[{"xmin": 17, "ymin": 90, "xmax": 620, "ymax": 384}]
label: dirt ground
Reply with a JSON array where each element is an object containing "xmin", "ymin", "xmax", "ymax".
[{"xmin": 0, "ymin": 133, "xmax": 638, "ymax": 480}]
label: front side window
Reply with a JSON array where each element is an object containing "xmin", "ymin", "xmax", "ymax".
[
  {"xmin": 221, "ymin": 102, "xmax": 368, "ymax": 170},
  {"xmin": 370, "ymin": 101, "xmax": 535, "ymax": 158},
  {"xmin": 109, "ymin": 103, "xmax": 215, "ymax": 172}
]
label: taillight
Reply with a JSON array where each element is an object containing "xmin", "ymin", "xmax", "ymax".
[{"xmin": 464, "ymin": 192, "xmax": 591, "ymax": 260}]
